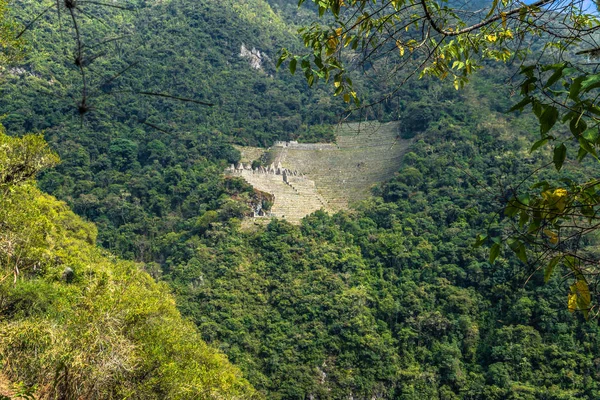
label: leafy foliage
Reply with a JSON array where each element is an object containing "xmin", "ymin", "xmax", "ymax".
[
  {"xmin": 163, "ymin": 79, "xmax": 600, "ymax": 399},
  {"xmin": 0, "ymin": 0, "xmax": 24, "ymax": 67},
  {"xmin": 276, "ymin": 0, "xmax": 600, "ymax": 316},
  {"xmin": 278, "ymin": 0, "xmax": 600, "ymax": 102},
  {"xmin": 476, "ymin": 61, "xmax": 600, "ymax": 318},
  {"xmin": 0, "ymin": 129, "xmax": 257, "ymax": 399}
]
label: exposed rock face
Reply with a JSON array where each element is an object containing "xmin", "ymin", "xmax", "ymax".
[{"xmin": 239, "ymin": 44, "xmax": 263, "ymax": 70}]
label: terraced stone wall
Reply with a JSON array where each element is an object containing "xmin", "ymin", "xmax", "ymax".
[{"xmin": 227, "ymin": 121, "xmax": 410, "ymax": 223}]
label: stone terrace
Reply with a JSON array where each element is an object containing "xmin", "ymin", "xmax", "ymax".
[
  {"xmin": 270, "ymin": 121, "xmax": 408, "ymax": 210},
  {"xmin": 227, "ymin": 121, "xmax": 409, "ymax": 223}
]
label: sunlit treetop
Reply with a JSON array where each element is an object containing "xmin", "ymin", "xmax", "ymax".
[{"xmin": 0, "ymin": 0, "xmax": 24, "ymax": 68}]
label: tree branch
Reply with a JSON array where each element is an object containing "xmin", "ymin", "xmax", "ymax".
[{"xmin": 420, "ymin": 0, "xmax": 556, "ymax": 36}]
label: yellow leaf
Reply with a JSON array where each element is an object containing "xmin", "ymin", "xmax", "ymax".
[
  {"xmin": 501, "ymin": 12, "xmax": 507, "ymax": 28},
  {"xmin": 568, "ymin": 292, "xmax": 577, "ymax": 312},
  {"xmin": 541, "ymin": 190, "xmax": 551, "ymax": 201},
  {"xmin": 327, "ymin": 37, "xmax": 338, "ymax": 50},
  {"xmin": 554, "ymin": 188, "xmax": 568, "ymax": 197},
  {"xmin": 543, "ymin": 229, "xmax": 558, "ymax": 244},
  {"xmin": 576, "ymin": 280, "xmax": 591, "ymax": 305}
]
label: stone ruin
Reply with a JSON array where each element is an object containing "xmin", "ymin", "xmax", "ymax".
[
  {"xmin": 226, "ymin": 121, "xmax": 410, "ymax": 224},
  {"xmin": 225, "ymin": 161, "xmax": 302, "ymax": 179},
  {"xmin": 225, "ymin": 160, "xmax": 329, "ymax": 223},
  {"xmin": 272, "ymin": 140, "xmax": 337, "ymax": 151}
]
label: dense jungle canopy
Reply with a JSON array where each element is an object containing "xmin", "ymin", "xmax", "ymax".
[{"xmin": 1, "ymin": 0, "xmax": 600, "ymax": 399}]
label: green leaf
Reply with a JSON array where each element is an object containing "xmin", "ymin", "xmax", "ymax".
[
  {"xmin": 561, "ymin": 110, "xmax": 575, "ymax": 123},
  {"xmin": 517, "ymin": 193, "xmax": 530, "ymax": 205},
  {"xmin": 276, "ymin": 53, "xmax": 287, "ymax": 69},
  {"xmin": 578, "ymin": 136, "xmax": 598, "ymax": 158},
  {"xmin": 576, "ymin": 146, "xmax": 588, "ymax": 162},
  {"xmin": 553, "ymin": 143, "xmax": 567, "ymax": 171},
  {"xmin": 544, "ymin": 66, "xmax": 565, "ymax": 88},
  {"xmin": 474, "ymin": 233, "xmax": 487, "ymax": 247},
  {"xmin": 518, "ymin": 209, "xmax": 529, "ymax": 228},
  {"xmin": 583, "ymin": 128, "xmax": 599, "ymax": 143},
  {"xmin": 289, "ymin": 58, "xmax": 297, "ymax": 74},
  {"xmin": 509, "ymin": 239, "xmax": 527, "ymax": 263},
  {"xmin": 539, "ymin": 106, "xmax": 559, "ymax": 134},
  {"xmin": 530, "ymin": 138, "xmax": 548, "ymax": 152},
  {"xmin": 569, "ymin": 114, "xmax": 587, "ymax": 136},
  {"xmin": 504, "ymin": 203, "xmax": 519, "ymax": 217},
  {"xmin": 509, "ymin": 96, "xmax": 532, "ymax": 112},
  {"xmin": 581, "ymin": 73, "xmax": 600, "ymax": 93},
  {"xmin": 520, "ymin": 64, "xmax": 536, "ymax": 77},
  {"xmin": 569, "ymin": 76, "xmax": 583, "ymax": 100},
  {"xmin": 489, "ymin": 243, "xmax": 501, "ymax": 264},
  {"xmin": 313, "ymin": 55, "xmax": 324, "ymax": 70}
]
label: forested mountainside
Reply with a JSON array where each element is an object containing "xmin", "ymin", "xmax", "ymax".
[
  {"xmin": 165, "ymin": 78, "xmax": 600, "ymax": 399},
  {"xmin": 1, "ymin": 0, "xmax": 346, "ymax": 261},
  {"xmin": 2, "ymin": 0, "xmax": 600, "ymax": 399},
  {"xmin": 0, "ymin": 130, "xmax": 256, "ymax": 399}
]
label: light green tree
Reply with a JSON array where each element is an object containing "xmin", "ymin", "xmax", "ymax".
[{"xmin": 0, "ymin": 0, "xmax": 23, "ymax": 67}]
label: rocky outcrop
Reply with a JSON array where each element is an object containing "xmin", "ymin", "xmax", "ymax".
[{"xmin": 239, "ymin": 44, "xmax": 264, "ymax": 70}]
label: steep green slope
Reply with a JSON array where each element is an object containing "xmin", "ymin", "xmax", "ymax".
[
  {"xmin": 5, "ymin": 1, "xmax": 600, "ymax": 399},
  {"xmin": 0, "ymin": 129, "xmax": 257, "ymax": 399},
  {"xmin": 0, "ymin": 0, "xmax": 342, "ymax": 260},
  {"xmin": 3, "ymin": 0, "xmax": 340, "ymax": 144},
  {"xmin": 164, "ymin": 77, "xmax": 600, "ymax": 399}
]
